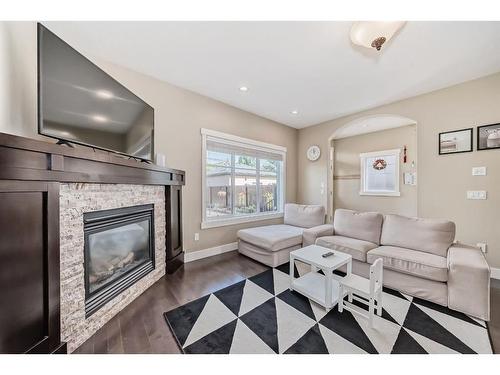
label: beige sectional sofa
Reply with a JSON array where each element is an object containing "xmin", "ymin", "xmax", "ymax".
[
  {"xmin": 313, "ymin": 209, "xmax": 490, "ymax": 321},
  {"xmin": 237, "ymin": 204, "xmax": 331, "ymax": 267},
  {"xmin": 237, "ymin": 205, "xmax": 490, "ymax": 320}
]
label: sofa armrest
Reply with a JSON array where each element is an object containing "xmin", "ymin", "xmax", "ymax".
[
  {"xmin": 302, "ymin": 224, "xmax": 334, "ymax": 247},
  {"xmin": 447, "ymin": 244, "xmax": 490, "ymax": 321}
]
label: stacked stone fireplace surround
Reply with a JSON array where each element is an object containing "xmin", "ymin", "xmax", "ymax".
[{"xmin": 59, "ymin": 183, "xmax": 166, "ymax": 352}]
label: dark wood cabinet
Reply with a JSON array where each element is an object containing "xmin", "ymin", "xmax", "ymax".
[
  {"xmin": 0, "ymin": 181, "xmax": 62, "ymax": 353},
  {"xmin": 166, "ymin": 185, "xmax": 184, "ymax": 273},
  {"xmin": 0, "ymin": 132, "xmax": 185, "ymax": 353}
]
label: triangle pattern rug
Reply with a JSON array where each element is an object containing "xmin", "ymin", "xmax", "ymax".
[{"xmin": 164, "ymin": 263, "xmax": 492, "ymax": 354}]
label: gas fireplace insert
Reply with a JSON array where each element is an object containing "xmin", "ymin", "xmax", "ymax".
[{"xmin": 83, "ymin": 204, "xmax": 155, "ymax": 317}]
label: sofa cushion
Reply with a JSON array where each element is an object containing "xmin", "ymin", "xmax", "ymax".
[
  {"xmin": 367, "ymin": 246, "xmax": 448, "ymax": 282},
  {"xmin": 284, "ymin": 204, "xmax": 325, "ymax": 228},
  {"xmin": 237, "ymin": 224, "xmax": 304, "ymax": 252},
  {"xmin": 333, "ymin": 209, "xmax": 383, "ymax": 244},
  {"xmin": 302, "ymin": 224, "xmax": 334, "ymax": 247},
  {"xmin": 315, "ymin": 235, "xmax": 378, "ymax": 262},
  {"xmin": 380, "ymin": 214, "xmax": 455, "ymax": 257}
]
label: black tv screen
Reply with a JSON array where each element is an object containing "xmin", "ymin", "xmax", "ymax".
[{"xmin": 37, "ymin": 24, "xmax": 154, "ymax": 161}]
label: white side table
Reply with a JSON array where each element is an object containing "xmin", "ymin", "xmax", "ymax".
[{"xmin": 289, "ymin": 245, "xmax": 352, "ymax": 310}]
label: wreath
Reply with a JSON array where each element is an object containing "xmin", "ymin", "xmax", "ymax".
[{"xmin": 372, "ymin": 159, "xmax": 387, "ymax": 170}]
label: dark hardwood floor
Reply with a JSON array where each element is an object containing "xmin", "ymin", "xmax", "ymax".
[
  {"xmin": 489, "ymin": 278, "xmax": 500, "ymax": 354},
  {"xmin": 74, "ymin": 251, "xmax": 500, "ymax": 354},
  {"xmin": 73, "ymin": 251, "xmax": 268, "ymax": 354}
]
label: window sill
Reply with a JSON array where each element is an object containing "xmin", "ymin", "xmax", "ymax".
[
  {"xmin": 359, "ymin": 191, "xmax": 401, "ymax": 197},
  {"xmin": 201, "ymin": 212, "xmax": 284, "ymax": 229}
]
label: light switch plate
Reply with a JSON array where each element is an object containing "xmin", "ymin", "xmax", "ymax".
[
  {"xmin": 467, "ymin": 191, "xmax": 487, "ymax": 200},
  {"xmin": 404, "ymin": 172, "xmax": 417, "ymax": 185},
  {"xmin": 472, "ymin": 167, "xmax": 487, "ymax": 176}
]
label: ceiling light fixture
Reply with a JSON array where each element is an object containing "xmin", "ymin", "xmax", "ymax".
[
  {"xmin": 91, "ymin": 114, "xmax": 108, "ymax": 123},
  {"xmin": 290, "ymin": 110, "xmax": 299, "ymax": 115},
  {"xmin": 350, "ymin": 21, "xmax": 406, "ymax": 51},
  {"xmin": 239, "ymin": 86, "xmax": 249, "ymax": 92},
  {"xmin": 95, "ymin": 89, "xmax": 114, "ymax": 99}
]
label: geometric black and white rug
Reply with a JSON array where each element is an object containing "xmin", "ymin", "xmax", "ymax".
[{"xmin": 164, "ymin": 262, "xmax": 492, "ymax": 354}]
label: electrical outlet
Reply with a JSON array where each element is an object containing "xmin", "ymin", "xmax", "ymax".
[
  {"xmin": 472, "ymin": 167, "xmax": 487, "ymax": 176},
  {"xmin": 477, "ymin": 243, "xmax": 487, "ymax": 253},
  {"xmin": 467, "ymin": 191, "xmax": 487, "ymax": 200},
  {"xmin": 194, "ymin": 233, "xmax": 199, "ymax": 241}
]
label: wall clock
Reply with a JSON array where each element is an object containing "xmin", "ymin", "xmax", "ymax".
[{"xmin": 307, "ymin": 145, "xmax": 321, "ymax": 161}]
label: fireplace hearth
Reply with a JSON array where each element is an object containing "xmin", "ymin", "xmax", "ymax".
[{"xmin": 84, "ymin": 204, "xmax": 155, "ymax": 317}]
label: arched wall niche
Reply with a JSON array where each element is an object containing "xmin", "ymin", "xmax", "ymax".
[{"xmin": 326, "ymin": 114, "xmax": 418, "ymax": 221}]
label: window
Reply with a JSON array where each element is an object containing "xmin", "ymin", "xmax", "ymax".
[
  {"xmin": 359, "ymin": 149, "xmax": 400, "ymax": 196},
  {"xmin": 202, "ymin": 129, "xmax": 286, "ymax": 228}
]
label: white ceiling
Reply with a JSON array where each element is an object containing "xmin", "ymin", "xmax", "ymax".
[{"xmin": 43, "ymin": 21, "xmax": 500, "ymax": 129}]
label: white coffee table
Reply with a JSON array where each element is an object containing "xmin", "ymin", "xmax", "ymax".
[{"xmin": 289, "ymin": 245, "xmax": 352, "ymax": 310}]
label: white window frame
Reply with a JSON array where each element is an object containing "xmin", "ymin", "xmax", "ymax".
[
  {"xmin": 359, "ymin": 148, "xmax": 401, "ymax": 197},
  {"xmin": 201, "ymin": 128, "xmax": 287, "ymax": 229}
]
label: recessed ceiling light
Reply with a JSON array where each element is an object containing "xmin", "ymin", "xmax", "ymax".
[
  {"xmin": 91, "ymin": 114, "xmax": 108, "ymax": 123},
  {"xmin": 290, "ymin": 110, "xmax": 299, "ymax": 115},
  {"xmin": 239, "ymin": 86, "xmax": 249, "ymax": 92},
  {"xmin": 95, "ymin": 90, "xmax": 114, "ymax": 99}
]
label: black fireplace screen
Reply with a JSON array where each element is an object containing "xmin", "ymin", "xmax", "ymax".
[{"xmin": 84, "ymin": 204, "xmax": 155, "ymax": 317}]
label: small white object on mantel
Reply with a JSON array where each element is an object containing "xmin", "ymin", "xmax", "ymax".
[{"xmin": 155, "ymin": 152, "xmax": 166, "ymax": 167}]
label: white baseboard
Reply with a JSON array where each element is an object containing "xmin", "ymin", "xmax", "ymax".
[
  {"xmin": 184, "ymin": 242, "xmax": 238, "ymax": 263},
  {"xmin": 491, "ymin": 267, "xmax": 500, "ymax": 280}
]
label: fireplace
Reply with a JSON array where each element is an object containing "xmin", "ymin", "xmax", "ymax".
[{"xmin": 83, "ymin": 204, "xmax": 155, "ymax": 317}]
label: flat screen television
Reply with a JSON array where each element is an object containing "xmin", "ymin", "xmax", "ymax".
[{"xmin": 37, "ymin": 23, "xmax": 154, "ymax": 161}]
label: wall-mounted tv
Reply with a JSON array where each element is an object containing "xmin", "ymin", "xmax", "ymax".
[{"xmin": 37, "ymin": 23, "xmax": 154, "ymax": 161}]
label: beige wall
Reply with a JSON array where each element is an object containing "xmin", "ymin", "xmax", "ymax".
[
  {"xmin": 0, "ymin": 22, "xmax": 40, "ymax": 139},
  {"xmin": 97, "ymin": 61, "xmax": 298, "ymax": 253},
  {"xmin": 0, "ymin": 21, "xmax": 299, "ymax": 254},
  {"xmin": 2, "ymin": 21, "xmax": 499, "ymax": 268},
  {"xmin": 298, "ymin": 73, "xmax": 500, "ymax": 268},
  {"xmin": 333, "ymin": 125, "xmax": 417, "ymax": 217}
]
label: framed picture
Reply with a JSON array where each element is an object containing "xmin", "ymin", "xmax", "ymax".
[
  {"xmin": 477, "ymin": 123, "xmax": 500, "ymax": 151},
  {"xmin": 438, "ymin": 128, "xmax": 473, "ymax": 155}
]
